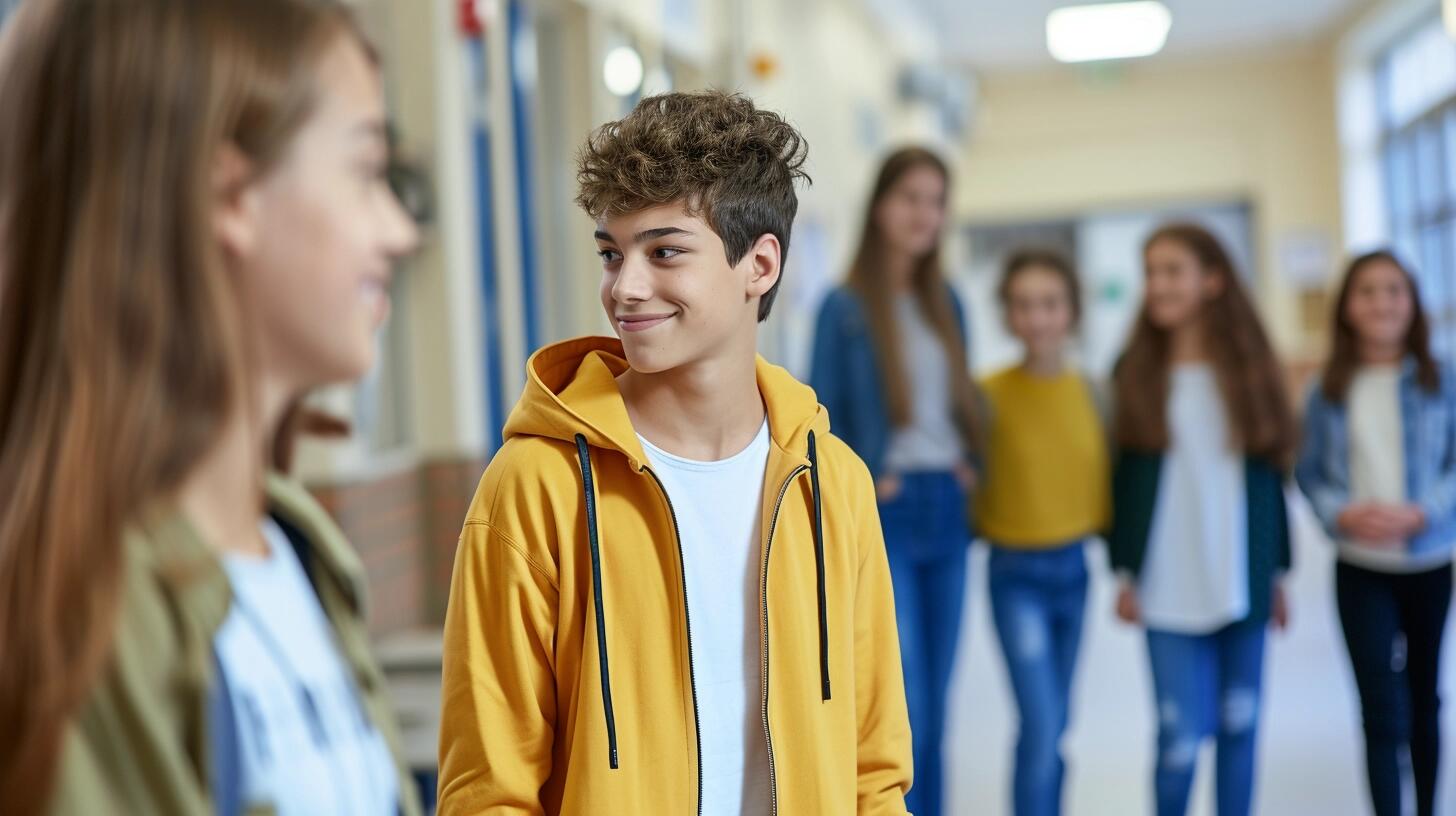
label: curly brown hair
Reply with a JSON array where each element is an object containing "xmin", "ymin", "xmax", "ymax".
[{"xmin": 575, "ymin": 91, "xmax": 810, "ymax": 320}]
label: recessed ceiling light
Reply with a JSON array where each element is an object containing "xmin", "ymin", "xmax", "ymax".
[
  {"xmin": 1047, "ymin": 2, "xmax": 1172, "ymax": 64},
  {"xmin": 603, "ymin": 46, "xmax": 644, "ymax": 97}
]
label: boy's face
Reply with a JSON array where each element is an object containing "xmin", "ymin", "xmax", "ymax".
[{"xmin": 594, "ymin": 202, "xmax": 779, "ymax": 374}]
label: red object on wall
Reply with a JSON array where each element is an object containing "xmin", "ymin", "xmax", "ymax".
[{"xmin": 458, "ymin": 0, "xmax": 484, "ymax": 37}]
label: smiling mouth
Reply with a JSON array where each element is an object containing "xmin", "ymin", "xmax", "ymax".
[{"xmin": 617, "ymin": 313, "xmax": 676, "ymax": 333}]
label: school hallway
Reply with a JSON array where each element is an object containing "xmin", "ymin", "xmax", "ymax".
[{"xmin": 945, "ymin": 494, "xmax": 1456, "ymax": 815}]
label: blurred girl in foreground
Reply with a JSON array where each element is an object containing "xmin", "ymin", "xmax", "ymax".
[{"xmin": 0, "ymin": 1, "xmax": 421, "ymax": 812}]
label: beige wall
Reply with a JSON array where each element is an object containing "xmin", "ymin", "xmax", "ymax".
[{"xmin": 957, "ymin": 46, "xmax": 1345, "ymax": 359}]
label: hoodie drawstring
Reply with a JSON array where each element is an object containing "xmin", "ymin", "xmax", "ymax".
[
  {"xmin": 576, "ymin": 434, "xmax": 620, "ymax": 769},
  {"xmin": 807, "ymin": 431, "xmax": 831, "ymax": 701},
  {"xmin": 577, "ymin": 429, "xmax": 831, "ymax": 768}
]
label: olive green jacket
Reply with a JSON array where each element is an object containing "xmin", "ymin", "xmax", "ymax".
[{"xmin": 48, "ymin": 474, "xmax": 422, "ymax": 816}]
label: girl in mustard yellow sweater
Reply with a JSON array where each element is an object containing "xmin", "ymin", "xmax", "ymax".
[{"xmin": 976, "ymin": 250, "xmax": 1109, "ymax": 816}]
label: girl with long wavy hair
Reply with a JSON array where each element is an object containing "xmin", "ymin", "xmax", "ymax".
[
  {"xmin": 809, "ymin": 147, "xmax": 979, "ymax": 816},
  {"xmin": 1296, "ymin": 251, "xmax": 1454, "ymax": 816},
  {"xmin": 1108, "ymin": 223, "xmax": 1296, "ymax": 816},
  {"xmin": 0, "ymin": 1, "xmax": 420, "ymax": 812}
]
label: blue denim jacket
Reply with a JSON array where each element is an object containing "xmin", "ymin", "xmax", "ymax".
[
  {"xmin": 1295, "ymin": 358, "xmax": 1456, "ymax": 565},
  {"xmin": 808, "ymin": 285, "xmax": 970, "ymax": 479}
]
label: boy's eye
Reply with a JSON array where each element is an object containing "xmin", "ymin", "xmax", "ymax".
[
  {"xmin": 652, "ymin": 247, "xmax": 684, "ymax": 260},
  {"xmin": 598, "ymin": 249, "xmax": 621, "ymax": 263}
]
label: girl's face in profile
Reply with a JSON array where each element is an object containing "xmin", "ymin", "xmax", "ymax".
[{"xmin": 219, "ymin": 34, "xmax": 419, "ymax": 392}]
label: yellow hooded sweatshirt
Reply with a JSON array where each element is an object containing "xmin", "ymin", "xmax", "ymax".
[{"xmin": 438, "ymin": 337, "xmax": 912, "ymax": 815}]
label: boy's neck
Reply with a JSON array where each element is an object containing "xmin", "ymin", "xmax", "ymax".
[{"xmin": 618, "ymin": 342, "xmax": 767, "ymax": 462}]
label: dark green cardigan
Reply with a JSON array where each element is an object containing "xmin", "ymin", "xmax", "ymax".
[{"xmin": 1108, "ymin": 450, "xmax": 1292, "ymax": 624}]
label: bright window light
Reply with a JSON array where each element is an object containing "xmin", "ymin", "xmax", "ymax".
[
  {"xmin": 1046, "ymin": 2, "xmax": 1172, "ymax": 64},
  {"xmin": 603, "ymin": 46, "xmax": 644, "ymax": 97},
  {"xmin": 1446, "ymin": 0, "xmax": 1456, "ymax": 39}
]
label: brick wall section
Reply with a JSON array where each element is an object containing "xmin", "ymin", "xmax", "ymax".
[
  {"xmin": 422, "ymin": 458, "xmax": 487, "ymax": 623},
  {"xmin": 311, "ymin": 467, "xmax": 424, "ymax": 635},
  {"xmin": 308, "ymin": 455, "xmax": 486, "ymax": 636}
]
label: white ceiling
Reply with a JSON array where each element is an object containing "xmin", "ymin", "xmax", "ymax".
[{"xmin": 881, "ymin": 0, "xmax": 1370, "ymax": 71}]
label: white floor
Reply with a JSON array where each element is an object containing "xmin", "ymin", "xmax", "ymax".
[{"xmin": 943, "ymin": 493, "xmax": 1456, "ymax": 816}]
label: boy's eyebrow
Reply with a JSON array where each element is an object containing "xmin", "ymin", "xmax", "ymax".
[{"xmin": 593, "ymin": 226, "xmax": 695, "ymax": 244}]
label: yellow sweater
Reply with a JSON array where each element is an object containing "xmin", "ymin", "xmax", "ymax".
[{"xmin": 975, "ymin": 366, "xmax": 1111, "ymax": 547}]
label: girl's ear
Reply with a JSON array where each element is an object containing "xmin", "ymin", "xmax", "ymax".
[{"xmin": 212, "ymin": 143, "xmax": 261, "ymax": 259}]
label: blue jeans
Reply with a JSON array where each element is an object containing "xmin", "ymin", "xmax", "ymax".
[
  {"xmin": 988, "ymin": 541, "xmax": 1089, "ymax": 816},
  {"xmin": 1146, "ymin": 619, "xmax": 1267, "ymax": 816},
  {"xmin": 880, "ymin": 472, "xmax": 970, "ymax": 816}
]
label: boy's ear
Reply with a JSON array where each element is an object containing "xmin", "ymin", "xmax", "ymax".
[{"xmin": 743, "ymin": 233, "xmax": 782, "ymax": 299}]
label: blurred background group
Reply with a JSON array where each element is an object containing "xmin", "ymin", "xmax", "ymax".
[{"xmin": 4, "ymin": 0, "xmax": 1454, "ymax": 813}]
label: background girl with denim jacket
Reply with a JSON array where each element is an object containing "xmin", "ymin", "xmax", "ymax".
[
  {"xmin": 976, "ymin": 249, "xmax": 1109, "ymax": 816},
  {"xmin": 1108, "ymin": 223, "xmax": 1296, "ymax": 816},
  {"xmin": 810, "ymin": 146, "xmax": 978, "ymax": 816},
  {"xmin": 1295, "ymin": 250, "xmax": 1455, "ymax": 816}
]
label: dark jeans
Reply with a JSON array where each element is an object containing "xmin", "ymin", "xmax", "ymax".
[
  {"xmin": 1337, "ymin": 560, "xmax": 1453, "ymax": 816},
  {"xmin": 988, "ymin": 541, "xmax": 1089, "ymax": 816},
  {"xmin": 880, "ymin": 472, "xmax": 970, "ymax": 816},
  {"xmin": 1146, "ymin": 618, "xmax": 1267, "ymax": 816}
]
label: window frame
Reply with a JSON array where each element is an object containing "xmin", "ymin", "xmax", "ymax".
[{"xmin": 1377, "ymin": 14, "xmax": 1456, "ymax": 356}]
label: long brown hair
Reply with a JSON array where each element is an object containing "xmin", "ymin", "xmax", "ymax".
[
  {"xmin": 1320, "ymin": 250, "xmax": 1439, "ymax": 402},
  {"xmin": 845, "ymin": 147, "xmax": 980, "ymax": 451},
  {"xmin": 0, "ymin": 0, "xmax": 367, "ymax": 806},
  {"xmin": 1112, "ymin": 223, "xmax": 1297, "ymax": 469}
]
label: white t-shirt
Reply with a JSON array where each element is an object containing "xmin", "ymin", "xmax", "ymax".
[
  {"xmin": 884, "ymin": 295, "xmax": 965, "ymax": 473},
  {"xmin": 213, "ymin": 519, "xmax": 399, "ymax": 816},
  {"xmin": 1343, "ymin": 365, "xmax": 1420, "ymax": 571},
  {"xmin": 639, "ymin": 420, "xmax": 773, "ymax": 816},
  {"xmin": 1139, "ymin": 365, "xmax": 1251, "ymax": 634}
]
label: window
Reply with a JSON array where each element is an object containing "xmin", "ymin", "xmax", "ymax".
[{"xmin": 1379, "ymin": 15, "xmax": 1456, "ymax": 355}]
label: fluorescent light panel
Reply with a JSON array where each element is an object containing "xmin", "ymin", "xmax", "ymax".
[{"xmin": 1047, "ymin": 1, "xmax": 1172, "ymax": 64}]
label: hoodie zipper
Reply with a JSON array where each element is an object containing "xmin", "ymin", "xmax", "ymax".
[
  {"xmin": 643, "ymin": 467, "xmax": 704, "ymax": 816},
  {"xmin": 760, "ymin": 464, "xmax": 809, "ymax": 816}
]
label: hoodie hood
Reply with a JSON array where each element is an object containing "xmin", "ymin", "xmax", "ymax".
[{"xmin": 503, "ymin": 336, "xmax": 830, "ymax": 469}]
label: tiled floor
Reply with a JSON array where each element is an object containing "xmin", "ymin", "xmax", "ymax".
[{"xmin": 943, "ymin": 493, "xmax": 1456, "ymax": 815}]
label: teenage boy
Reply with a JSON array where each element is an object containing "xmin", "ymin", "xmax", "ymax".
[{"xmin": 437, "ymin": 91, "xmax": 912, "ymax": 815}]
